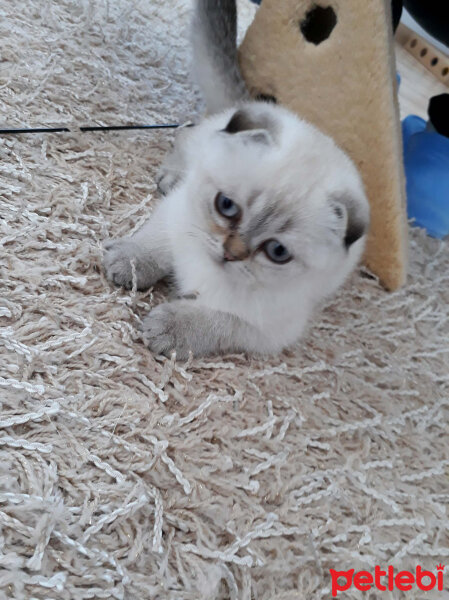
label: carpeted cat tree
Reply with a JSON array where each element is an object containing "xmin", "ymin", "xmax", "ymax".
[{"xmin": 239, "ymin": 0, "xmax": 408, "ymax": 290}]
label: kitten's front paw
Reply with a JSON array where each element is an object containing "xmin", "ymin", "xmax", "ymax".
[
  {"xmin": 103, "ymin": 239, "xmax": 160, "ymax": 291},
  {"xmin": 156, "ymin": 129, "xmax": 189, "ymax": 195},
  {"xmin": 142, "ymin": 303, "xmax": 191, "ymax": 360},
  {"xmin": 156, "ymin": 167, "xmax": 182, "ymax": 196}
]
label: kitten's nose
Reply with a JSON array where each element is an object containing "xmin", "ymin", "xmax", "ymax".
[
  {"xmin": 223, "ymin": 248, "xmax": 238, "ymax": 262},
  {"xmin": 223, "ymin": 233, "xmax": 250, "ymax": 262}
]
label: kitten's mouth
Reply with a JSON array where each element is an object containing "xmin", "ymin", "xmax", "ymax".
[
  {"xmin": 218, "ymin": 254, "xmax": 231, "ymax": 266},
  {"xmin": 210, "ymin": 252, "xmax": 237, "ymax": 267}
]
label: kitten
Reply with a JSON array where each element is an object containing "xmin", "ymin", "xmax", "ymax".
[{"xmin": 103, "ymin": 0, "xmax": 370, "ymax": 359}]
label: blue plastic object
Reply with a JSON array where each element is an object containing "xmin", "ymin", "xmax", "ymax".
[{"xmin": 402, "ymin": 115, "xmax": 449, "ymax": 239}]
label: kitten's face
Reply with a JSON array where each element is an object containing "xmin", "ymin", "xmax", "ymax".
[{"xmin": 184, "ymin": 104, "xmax": 369, "ymax": 289}]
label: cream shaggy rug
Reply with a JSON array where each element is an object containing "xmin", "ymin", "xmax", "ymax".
[{"xmin": 1, "ymin": 1, "xmax": 449, "ymax": 599}]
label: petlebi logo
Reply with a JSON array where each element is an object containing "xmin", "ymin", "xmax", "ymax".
[{"xmin": 330, "ymin": 564, "xmax": 445, "ymax": 596}]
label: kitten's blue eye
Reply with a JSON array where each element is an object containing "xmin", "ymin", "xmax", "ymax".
[
  {"xmin": 215, "ymin": 192, "xmax": 241, "ymax": 219},
  {"xmin": 263, "ymin": 239, "xmax": 292, "ymax": 264}
]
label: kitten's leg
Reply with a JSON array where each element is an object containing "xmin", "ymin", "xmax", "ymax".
[
  {"xmin": 103, "ymin": 207, "xmax": 172, "ymax": 291},
  {"xmin": 142, "ymin": 300, "xmax": 272, "ymax": 359},
  {"xmin": 156, "ymin": 127, "xmax": 191, "ymax": 195}
]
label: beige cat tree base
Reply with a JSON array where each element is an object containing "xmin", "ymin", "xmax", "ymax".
[{"xmin": 239, "ymin": 0, "xmax": 408, "ymax": 290}]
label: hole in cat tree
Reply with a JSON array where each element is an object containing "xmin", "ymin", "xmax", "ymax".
[
  {"xmin": 431, "ymin": 57, "xmax": 438, "ymax": 66},
  {"xmin": 420, "ymin": 48, "xmax": 428, "ymax": 57},
  {"xmin": 410, "ymin": 39, "xmax": 417, "ymax": 48},
  {"xmin": 442, "ymin": 67, "xmax": 449, "ymax": 77},
  {"xmin": 300, "ymin": 5, "xmax": 337, "ymax": 45},
  {"xmin": 255, "ymin": 93, "xmax": 277, "ymax": 104}
]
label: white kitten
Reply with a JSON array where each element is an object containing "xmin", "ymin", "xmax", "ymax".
[{"xmin": 103, "ymin": 0, "xmax": 369, "ymax": 359}]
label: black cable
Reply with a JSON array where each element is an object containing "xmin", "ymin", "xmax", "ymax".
[
  {"xmin": 0, "ymin": 123, "xmax": 188, "ymax": 135},
  {"xmin": 79, "ymin": 124, "xmax": 182, "ymax": 132},
  {"xmin": 0, "ymin": 127, "xmax": 70, "ymax": 134}
]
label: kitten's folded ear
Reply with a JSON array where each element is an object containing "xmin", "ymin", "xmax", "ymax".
[
  {"xmin": 331, "ymin": 194, "xmax": 370, "ymax": 249},
  {"xmin": 222, "ymin": 108, "xmax": 275, "ymax": 145}
]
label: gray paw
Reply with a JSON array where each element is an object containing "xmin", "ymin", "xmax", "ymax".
[
  {"xmin": 103, "ymin": 239, "xmax": 162, "ymax": 291},
  {"xmin": 142, "ymin": 303, "xmax": 192, "ymax": 359},
  {"xmin": 156, "ymin": 129, "xmax": 190, "ymax": 195},
  {"xmin": 156, "ymin": 167, "xmax": 182, "ymax": 196}
]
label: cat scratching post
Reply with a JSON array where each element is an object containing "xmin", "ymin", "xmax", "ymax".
[{"xmin": 239, "ymin": 0, "xmax": 408, "ymax": 290}]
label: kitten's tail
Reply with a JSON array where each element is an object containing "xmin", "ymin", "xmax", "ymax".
[{"xmin": 191, "ymin": 0, "xmax": 250, "ymax": 114}]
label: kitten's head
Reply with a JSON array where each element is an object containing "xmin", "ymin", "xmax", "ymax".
[{"xmin": 183, "ymin": 103, "xmax": 369, "ymax": 293}]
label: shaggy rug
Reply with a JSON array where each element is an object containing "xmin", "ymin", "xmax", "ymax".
[{"xmin": 1, "ymin": 1, "xmax": 448, "ymax": 599}]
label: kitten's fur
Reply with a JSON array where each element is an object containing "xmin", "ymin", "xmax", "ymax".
[{"xmin": 103, "ymin": 0, "xmax": 370, "ymax": 359}]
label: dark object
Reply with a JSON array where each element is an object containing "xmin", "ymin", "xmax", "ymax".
[
  {"xmin": 403, "ymin": 0, "xmax": 449, "ymax": 46},
  {"xmin": 392, "ymin": 0, "xmax": 403, "ymax": 32},
  {"xmin": 428, "ymin": 93, "xmax": 449, "ymax": 139},
  {"xmin": 0, "ymin": 123, "xmax": 186, "ymax": 136},
  {"xmin": 300, "ymin": 5, "xmax": 337, "ymax": 45},
  {"xmin": 255, "ymin": 93, "xmax": 277, "ymax": 103}
]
